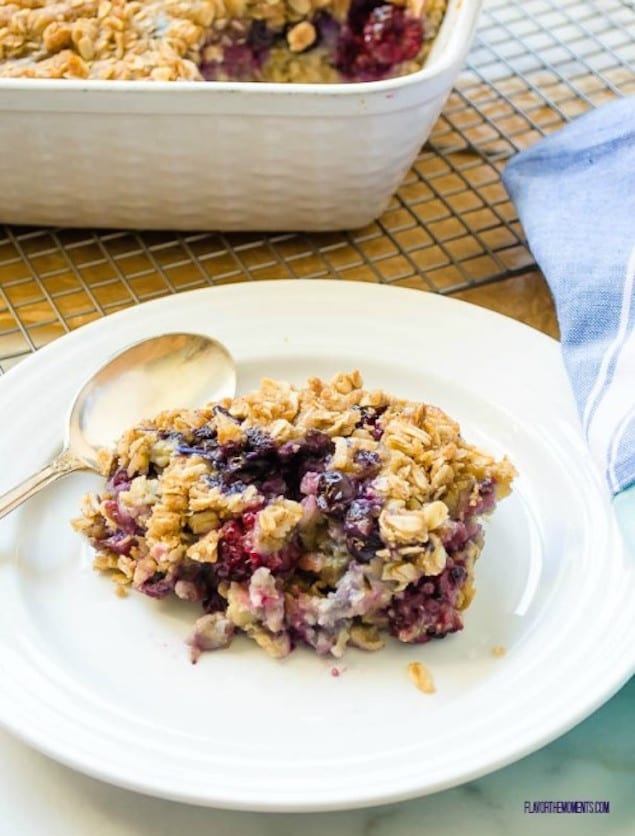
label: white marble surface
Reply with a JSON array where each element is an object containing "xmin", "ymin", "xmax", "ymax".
[{"xmin": 1, "ymin": 676, "xmax": 632, "ymax": 835}]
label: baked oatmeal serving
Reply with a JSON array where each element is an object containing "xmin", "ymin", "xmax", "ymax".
[
  {"xmin": 0, "ymin": 0, "xmax": 447, "ymax": 82},
  {"xmin": 74, "ymin": 372, "xmax": 515, "ymax": 661}
]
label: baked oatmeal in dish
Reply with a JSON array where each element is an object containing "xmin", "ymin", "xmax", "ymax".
[
  {"xmin": 0, "ymin": 0, "xmax": 447, "ymax": 82},
  {"xmin": 73, "ymin": 372, "xmax": 515, "ymax": 661}
]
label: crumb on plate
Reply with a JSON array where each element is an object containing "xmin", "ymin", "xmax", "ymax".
[{"xmin": 408, "ymin": 661, "xmax": 435, "ymax": 694}]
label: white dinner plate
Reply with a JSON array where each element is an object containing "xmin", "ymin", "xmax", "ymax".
[{"xmin": 0, "ymin": 280, "xmax": 633, "ymax": 812}]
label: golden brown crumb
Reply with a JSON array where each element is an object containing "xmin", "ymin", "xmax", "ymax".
[
  {"xmin": 491, "ymin": 645, "xmax": 507, "ymax": 657},
  {"xmin": 287, "ymin": 21, "xmax": 316, "ymax": 53},
  {"xmin": 408, "ymin": 661, "xmax": 435, "ymax": 693},
  {"xmin": 115, "ymin": 585, "xmax": 128, "ymax": 598}
]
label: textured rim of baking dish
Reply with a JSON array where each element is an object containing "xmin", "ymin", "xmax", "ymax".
[{"xmin": 0, "ymin": 0, "xmax": 482, "ymax": 105}]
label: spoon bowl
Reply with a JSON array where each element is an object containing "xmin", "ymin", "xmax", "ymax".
[
  {"xmin": 0, "ymin": 332, "xmax": 236, "ymax": 519},
  {"xmin": 68, "ymin": 333, "xmax": 236, "ymax": 470}
]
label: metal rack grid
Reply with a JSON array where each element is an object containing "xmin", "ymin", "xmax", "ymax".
[{"xmin": 0, "ymin": 0, "xmax": 633, "ymax": 374}]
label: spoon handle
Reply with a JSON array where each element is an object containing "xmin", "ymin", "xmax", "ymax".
[{"xmin": 0, "ymin": 449, "xmax": 87, "ymax": 521}]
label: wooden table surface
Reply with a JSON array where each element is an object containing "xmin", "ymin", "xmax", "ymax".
[{"xmin": 455, "ymin": 270, "xmax": 559, "ymax": 339}]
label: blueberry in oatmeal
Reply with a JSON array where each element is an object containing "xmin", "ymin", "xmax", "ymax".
[
  {"xmin": 0, "ymin": 0, "xmax": 448, "ymax": 83},
  {"xmin": 73, "ymin": 371, "xmax": 516, "ymax": 661}
]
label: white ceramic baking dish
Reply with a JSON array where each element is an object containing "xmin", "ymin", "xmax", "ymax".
[{"xmin": 0, "ymin": 0, "xmax": 482, "ymax": 231}]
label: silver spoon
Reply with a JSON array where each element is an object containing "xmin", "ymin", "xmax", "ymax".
[{"xmin": 0, "ymin": 332, "xmax": 236, "ymax": 520}]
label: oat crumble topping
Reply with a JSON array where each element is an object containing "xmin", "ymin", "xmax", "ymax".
[
  {"xmin": 73, "ymin": 371, "xmax": 516, "ymax": 660},
  {"xmin": 0, "ymin": 0, "xmax": 448, "ymax": 82}
]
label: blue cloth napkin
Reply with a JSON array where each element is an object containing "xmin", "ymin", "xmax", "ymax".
[{"xmin": 502, "ymin": 97, "xmax": 635, "ymax": 497}]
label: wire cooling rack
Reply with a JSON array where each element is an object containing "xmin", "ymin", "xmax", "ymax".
[{"xmin": 0, "ymin": 0, "xmax": 633, "ymax": 374}]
